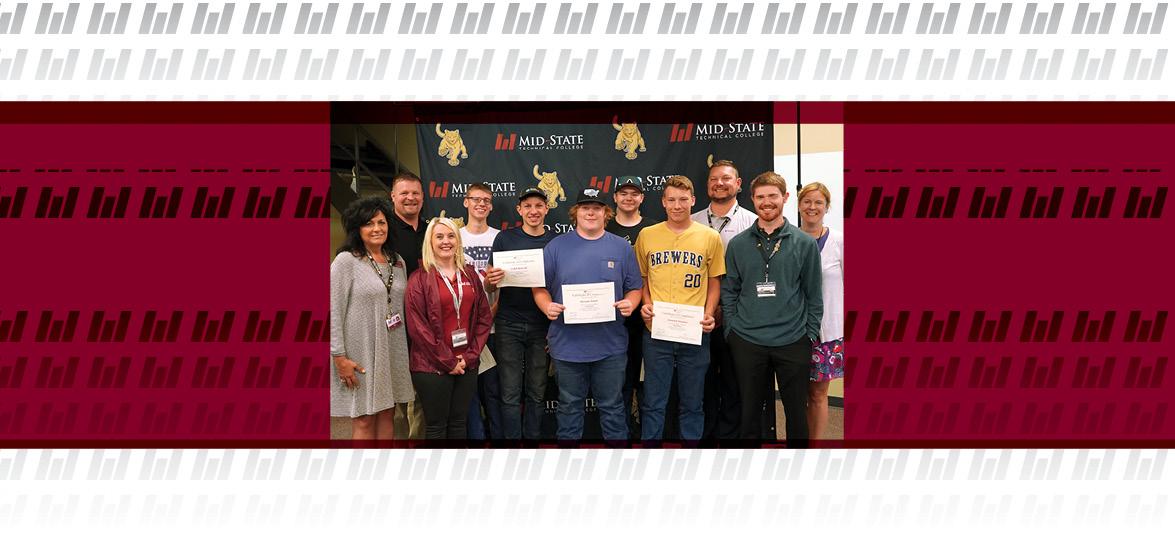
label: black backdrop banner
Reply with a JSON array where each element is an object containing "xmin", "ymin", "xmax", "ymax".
[{"xmin": 416, "ymin": 120, "xmax": 774, "ymax": 231}]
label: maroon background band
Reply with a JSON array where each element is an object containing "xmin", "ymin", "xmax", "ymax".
[
  {"xmin": 0, "ymin": 102, "xmax": 1170, "ymax": 446},
  {"xmin": 0, "ymin": 106, "xmax": 329, "ymax": 443},
  {"xmin": 843, "ymin": 102, "xmax": 1172, "ymax": 445}
]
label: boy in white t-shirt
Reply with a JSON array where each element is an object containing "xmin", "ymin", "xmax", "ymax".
[{"xmin": 460, "ymin": 182, "xmax": 502, "ymax": 440}]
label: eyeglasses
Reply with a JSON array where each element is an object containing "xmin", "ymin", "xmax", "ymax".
[{"xmin": 466, "ymin": 197, "xmax": 492, "ymax": 204}]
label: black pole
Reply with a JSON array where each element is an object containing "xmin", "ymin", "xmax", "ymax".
[{"xmin": 795, "ymin": 102, "xmax": 803, "ymax": 220}]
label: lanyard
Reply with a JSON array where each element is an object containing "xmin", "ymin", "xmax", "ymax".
[
  {"xmin": 367, "ymin": 253, "xmax": 396, "ymax": 319},
  {"xmin": 440, "ymin": 268, "xmax": 465, "ymax": 329},
  {"xmin": 706, "ymin": 207, "xmax": 732, "ymax": 234},
  {"xmin": 755, "ymin": 236, "xmax": 782, "ymax": 282}
]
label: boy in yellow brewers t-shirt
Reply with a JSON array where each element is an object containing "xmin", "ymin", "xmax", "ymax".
[{"xmin": 634, "ymin": 175, "xmax": 726, "ymax": 442}]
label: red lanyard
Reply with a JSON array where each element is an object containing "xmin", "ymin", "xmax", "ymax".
[{"xmin": 440, "ymin": 268, "xmax": 465, "ymax": 329}]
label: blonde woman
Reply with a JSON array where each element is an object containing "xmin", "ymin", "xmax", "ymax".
[
  {"xmin": 797, "ymin": 182, "xmax": 844, "ymax": 440},
  {"xmin": 405, "ymin": 217, "xmax": 493, "ymax": 439}
]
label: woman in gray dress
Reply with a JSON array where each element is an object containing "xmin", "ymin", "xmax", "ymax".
[{"xmin": 331, "ymin": 197, "xmax": 414, "ymax": 439}]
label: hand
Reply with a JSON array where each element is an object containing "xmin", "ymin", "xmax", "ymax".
[
  {"xmin": 700, "ymin": 314, "xmax": 716, "ymax": 333},
  {"xmin": 450, "ymin": 357, "xmax": 466, "ymax": 375},
  {"xmin": 614, "ymin": 299, "xmax": 635, "ymax": 317},
  {"xmin": 713, "ymin": 308, "xmax": 723, "ymax": 328},
  {"xmin": 544, "ymin": 302, "xmax": 565, "ymax": 321},
  {"xmin": 640, "ymin": 303, "xmax": 654, "ymax": 323},
  {"xmin": 484, "ymin": 265, "xmax": 505, "ymax": 288},
  {"xmin": 334, "ymin": 356, "xmax": 364, "ymax": 389}
]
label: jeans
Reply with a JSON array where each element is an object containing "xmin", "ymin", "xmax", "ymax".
[
  {"xmin": 466, "ymin": 338, "xmax": 503, "ymax": 440},
  {"xmin": 412, "ymin": 369, "xmax": 478, "ymax": 440},
  {"xmin": 495, "ymin": 319, "xmax": 550, "ymax": 439},
  {"xmin": 552, "ymin": 353, "xmax": 628, "ymax": 441},
  {"xmin": 727, "ymin": 331, "xmax": 810, "ymax": 447},
  {"xmin": 467, "ymin": 382, "xmax": 486, "ymax": 440},
  {"xmin": 641, "ymin": 330, "xmax": 711, "ymax": 441}
]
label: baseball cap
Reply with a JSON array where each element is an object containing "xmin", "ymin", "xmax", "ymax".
[
  {"xmin": 575, "ymin": 188, "xmax": 607, "ymax": 206},
  {"xmin": 615, "ymin": 175, "xmax": 643, "ymax": 193},
  {"xmin": 517, "ymin": 187, "xmax": 546, "ymax": 202}
]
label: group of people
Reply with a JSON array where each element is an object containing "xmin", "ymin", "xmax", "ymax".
[{"xmin": 330, "ymin": 160, "xmax": 844, "ymax": 446}]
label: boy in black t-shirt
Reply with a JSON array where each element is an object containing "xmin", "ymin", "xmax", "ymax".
[
  {"xmin": 483, "ymin": 188, "xmax": 556, "ymax": 440},
  {"xmin": 604, "ymin": 176, "xmax": 659, "ymax": 440}
]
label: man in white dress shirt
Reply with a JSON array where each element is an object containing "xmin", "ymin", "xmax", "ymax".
[{"xmin": 691, "ymin": 159, "xmax": 758, "ymax": 440}]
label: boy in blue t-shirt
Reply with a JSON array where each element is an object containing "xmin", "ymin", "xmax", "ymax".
[{"xmin": 532, "ymin": 189, "xmax": 643, "ymax": 442}]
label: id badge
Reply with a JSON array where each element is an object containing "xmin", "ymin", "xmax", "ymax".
[
  {"xmin": 756, "ymin": 281, "xmax": 777, "ymax": 298},
  {"xmin": 451, "ymin": 329, "xmax": 468, "ymax": 348},
  {"xmin": 386, "ymin": 313, "xmax": 403, "ymax": 330}
]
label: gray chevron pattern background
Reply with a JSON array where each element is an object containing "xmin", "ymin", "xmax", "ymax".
[
  {"xmin": 0, "ymin": 449, "xmax": 1170, "ymax": 529},
  {"xmin": 0, "ymin": 449, "xmax": 1168, "ymax": 482},
  {"xmin": 2, "ymin": 2, "xmax": 1174, "ymax": 542},
  {"xmin": 0, "ymin": 1, "xmax": 1169, "ymax": 97}
]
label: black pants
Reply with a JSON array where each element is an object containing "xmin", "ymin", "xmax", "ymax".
[
  {"xmin": 727, "ymin": 331, "xmax": 810, "ymax": 448},
  {"xmin": 621, "ymin": 315, "xmax": 645, "ymax": 440},
  {"xmin": 702, "ymin": 327, "xmax": 742, "ymax": 440},
  {"xmin": 412, "ymin": 369, "xmax": 478, "ymax": 440}
]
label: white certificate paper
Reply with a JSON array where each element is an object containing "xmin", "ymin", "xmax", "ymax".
[
  {"xmin": 478, "ymin": 345, "xmax": 497, "ymax": 374},
  {"xmin": 651, "ymin": 301, "xmax": 705, "ymax": 345},
  {"xmin": 493, "ymin": 249, "xmax": 545, "ymax": 288},
  {"xmin": 562, "ymin": 282, "xmax": 617, "ymax": 324}
]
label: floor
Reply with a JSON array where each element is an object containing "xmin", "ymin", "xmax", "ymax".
[
  {"xmin": 777, "ymin": 401, "xmax": 844, "ymax": 440},
  {"xmin": 331, "ymin": 403, "xmax": 844, "ymax": 441}
]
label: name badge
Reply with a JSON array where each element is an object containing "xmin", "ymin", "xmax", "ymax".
[
  {"xmin": 386, "ymin": 313, "xmax": 403, "ymax": 330},
  {"xmin": 756, "ymin": 282, "xmax": 776, "ymax": 298},
  {"xmin": 451, "ymin": 328, "xmax": 468, "ymax": 348}
]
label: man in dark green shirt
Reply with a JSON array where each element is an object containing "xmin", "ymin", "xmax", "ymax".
[{"xmin": 721, "ymin": 171, "xmax": 822, "ymax": 447}]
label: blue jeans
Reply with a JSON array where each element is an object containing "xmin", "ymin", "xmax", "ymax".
[
  {"xmin": 553, "ymin": 353, "xmax": 628, "ymax": 441},
  {"xmin": 468, "ymin": 384, "xmax": 486, "ymax": 440},
  {"xmin": 641, "ymin": 330, "xmax": 711, "ymax": 441},
  {"xmin": 495, "ymin": 319, "xmax": 550, "ymax": 439}
]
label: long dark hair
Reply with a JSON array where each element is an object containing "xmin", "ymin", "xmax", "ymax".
[{"xmin": 336, "ymin": 197, "xmax": 397, "ymax": 258}]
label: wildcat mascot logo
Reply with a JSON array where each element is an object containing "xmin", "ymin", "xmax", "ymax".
[
  {"xmin": 436, "ymin": 124, "xmax": 468, "ymax": 167},
  {"xmin": 532, "ymin": 164, "xmax": 567, "ymax": 208},
  {"xmin": 612, "ymin": 116, "xmax": 647, "ymax": 160}
]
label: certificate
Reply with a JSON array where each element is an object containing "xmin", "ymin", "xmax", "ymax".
[
  {"xmin": 493, "ymin": 249, "xmax": 545, "ymax": 287},
  {"xmin": 562, "ymin": 282, "xmax": 617, "ymax": 324},
  {"xmin": 478, "ymin": 345, "xmax": 497, "ymax": 374},
  {"xmin": 651, "ymin": 301, "xmax": 705, "ymax": 345}
]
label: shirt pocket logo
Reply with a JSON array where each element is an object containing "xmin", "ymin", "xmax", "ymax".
[{"xmin": 600, "ymin": 258, "xmax": 620, "ymax": 281}]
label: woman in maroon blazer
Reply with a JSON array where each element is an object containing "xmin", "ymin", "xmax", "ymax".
[{"xmin": 405, "ymin": 217, "xmax": 493, "ymax": 440}]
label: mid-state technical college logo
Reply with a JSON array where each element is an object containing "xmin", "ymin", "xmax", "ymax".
[
  {"xmin": 587, "ymin": 175, "xmax": 615, "ymax": 193},
  {"xmin": 670, "ymin": 122, "xmax": 766, "ymax": 142},
  {"xmin": 428, "ymin": 180, "xmax": 451, "ymax": 198},
  {"xmin": 429, "ymin": 180, "xmax": 518, "ymax": 198},
  {"xmin": 435, "ymin": 123, "xmax": 469, "ymax": 167},
  {"xmin": 495, "ymin": 130, "xmax": 584, "ymax": 151},
  {"xmin": 532, "ymin": 164, "xmax": 567, "ymax": 208},
  {"xmin": 642, "ymin": 174, "xmax": 678, "ymax": 192},
  {"xmin": 612, "ymin": 116, "xmax": 647, "ymax": 160},
  {"xmin": 669, "ymin": 123, "xmax": 695, "ymax": 142}
]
